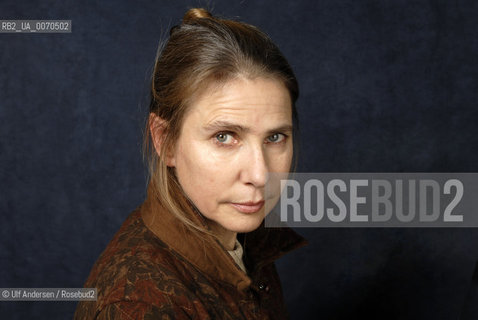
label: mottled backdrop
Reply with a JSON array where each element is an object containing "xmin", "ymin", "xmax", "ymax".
[{"xmin": 1, "ymin": 0, "xmax": 477, "ymax": 319}]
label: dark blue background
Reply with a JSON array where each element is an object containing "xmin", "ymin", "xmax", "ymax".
[{"xmin": 1, "ymin": 1, "xmax": 477, "ymax": 319}]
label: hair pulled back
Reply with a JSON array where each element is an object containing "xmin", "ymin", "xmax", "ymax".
[{"xmin": 144, "ymin": 8, "xmax": 299, "ymax": 234}]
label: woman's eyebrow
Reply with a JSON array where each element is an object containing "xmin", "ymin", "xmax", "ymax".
[
  {"xmin": 203, "ymin": 120, "xmax": 293, "ymax": 134},
  {"xmin": 267, "ymin": 124, "xmax": 293, "ymax": 135},
  {"xmin": 203, "ymin": 120, "xmax": 249, "ymax": 133}
]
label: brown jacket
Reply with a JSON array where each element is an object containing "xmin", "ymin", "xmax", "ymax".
[{"xmin": 74, "ymin": 184, "xmax": 307, "ymax": 319}]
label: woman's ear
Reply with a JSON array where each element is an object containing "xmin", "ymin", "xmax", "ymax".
[{"xmin": 149, "ymin": 113, "xmax": 175, "ymax": 167}]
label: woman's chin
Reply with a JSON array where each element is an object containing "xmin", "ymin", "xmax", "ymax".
[{"xmin": 221, "ymin": 216, "xmax": 265, "ymax": 234}]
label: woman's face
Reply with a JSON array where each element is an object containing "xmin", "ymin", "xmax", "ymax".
[{"xmin": 170, "ymin": 77, "xmax": 293, "ymax": 234}]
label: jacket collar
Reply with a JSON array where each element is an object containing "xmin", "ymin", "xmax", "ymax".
[{"xmin": 141, "ymin": 182, "xmax": 307, "ymax": 291}]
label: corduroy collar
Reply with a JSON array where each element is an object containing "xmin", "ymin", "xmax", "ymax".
[{"xmin": 141, "ymin": 182, "xmax": 307, "ymax": 292}]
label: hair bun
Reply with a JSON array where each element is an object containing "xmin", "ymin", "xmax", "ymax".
[{"xmin": 182, "ymin": 8, "xmax": 213, "ymax": 24}]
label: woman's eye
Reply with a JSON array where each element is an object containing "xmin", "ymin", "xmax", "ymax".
[
  {"xmin": 215, "ymin": 133, "xmax": 233, "ymax": 144},
  {"xmin": 266, "ymin": 133, "xmax": 285, "ymax": 143}
]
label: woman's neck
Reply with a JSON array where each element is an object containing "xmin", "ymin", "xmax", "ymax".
[{"xmin": 208, "ymin": 221, "xmax": 237, "ymax": 251}]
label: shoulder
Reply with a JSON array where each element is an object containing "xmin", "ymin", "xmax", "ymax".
[{"xmin": 76, "ymin": 210, "xmax": 202, "ymax": 319}]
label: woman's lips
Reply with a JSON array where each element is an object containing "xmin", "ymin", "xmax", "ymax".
[{"xmin": 230, "ymin": 200, "xmax": 265, "ymax": 213}]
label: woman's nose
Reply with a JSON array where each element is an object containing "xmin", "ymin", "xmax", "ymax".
[{"xmin": 240, "ymin": 145, "xmax": 269, "ymax": 188}]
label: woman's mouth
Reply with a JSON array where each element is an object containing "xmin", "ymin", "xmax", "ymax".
[{"xmin": 230, "ymin": 200, "xmax": 265, "ymax": 214}]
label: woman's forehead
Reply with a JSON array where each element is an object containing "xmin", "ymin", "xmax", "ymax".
[{"xmin": 187, "ymin": 77, "xmax": 292, "ymax": 124}]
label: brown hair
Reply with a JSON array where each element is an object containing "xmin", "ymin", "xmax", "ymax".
[{"xmin": 143, "ymin": 8, "xmax": 299, "ymax": 234}]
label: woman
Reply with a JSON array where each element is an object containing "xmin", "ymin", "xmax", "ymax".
[{"xmin": 75, "ymin": 8, "xmax": 306, "ymax": 319}]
